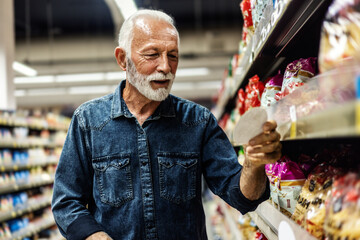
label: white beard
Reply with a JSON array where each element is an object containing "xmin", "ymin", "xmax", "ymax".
[{"xmin": 126, "ymin": 58, "xmax": 175, "ymax": 101}]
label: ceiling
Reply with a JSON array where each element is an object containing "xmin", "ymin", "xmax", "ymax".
[{"xmin": 12, "ymin": 0, "xmax": 244, "ymax": 113}]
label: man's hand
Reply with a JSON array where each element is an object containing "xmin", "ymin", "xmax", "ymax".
[
  {"xmin": 245, "ymin": 120, "xmax": 282, "ymax": 168},
  {"xmin": 240, "ymin": 120, "xmax": 281, "ymax": 200},
  {"xmin": 86, "ymin": 232, "xmax": 113, "ymax": 240}
]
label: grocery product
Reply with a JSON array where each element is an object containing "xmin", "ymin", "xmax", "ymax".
[
  {"xmin": 244, "ymin": 75, "xmax": 265, "ymax": 112},
  {"xmin": 276, "ymin": 57, "xmax": 317, "ymax": 101},
  {"xmin": 266, "ymin": 155, "xmax": 306, "ymax": 216},
  {"xmin": 291, "ymin": 162, "xmax": 344, "ymax": 239},
  {"xmin": 324, "ymin": 172, "xmax": 360, "ymax": 240},
  {"xmin": 251, "ymin": 0, "xmax": 269, "ymax": 29},
  {"xmin": 318, "ymin": 0, "xmax": 360, "ymax": 73},
  {"xmin": 240, "ymin": 0, "xmax": 254, "ymax": 48},
  {"xmin": 260, "ymin": 71, "xmax": 283, "ymax": 107}
]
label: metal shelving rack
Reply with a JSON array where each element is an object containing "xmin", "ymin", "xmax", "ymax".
[
  {"xmin": 0, "ymin": 114, "xmax": 67, "ymax": 239},
  {"xmin": 211, "ymin": 0, "xmax": 360, "ymax": 239}
]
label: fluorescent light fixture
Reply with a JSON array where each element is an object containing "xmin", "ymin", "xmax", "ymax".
[
  {"xmin": 69, "ymin": 85, "xmax": 110, "ymax": 95},
  {"xmin": 15, "ymin": 90, "xmax": 26, "ymax": 97},
  {"xmin": 56, "ymin": 73, "xmax": 104, "ymax": 82},
  {"xmin": 27, "ymin": 88, "xmax": 67, "ymax": 96},
  {"xmin": 172, "ymin": 80, "xmax": 221, "ymax": 91},
  {"xmin": 12, "ymin": 61, "xmax": 37, "ymax": 77},
  {"xmin": 176, "ymin": 68, "xmax": 210, "ymax": 77},
  {"xmin": 105, "ymin": 71, "xmax": 126, "ymax": 81},
  {"xmin": 115, "ymin": 0, "xmax": 138, "ymax": 20},
  {"xmin": 15, "ymin": 75, "xmax": 55, "ymax": 84}
]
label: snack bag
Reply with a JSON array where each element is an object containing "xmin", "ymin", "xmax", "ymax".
[
  {"xmin": 281, "ymin": 57, "xmax": 317, "ymax": 96},
  {"xmin": 244, "ymin": 75, "xmax": 265, "ymax": 112},
  {"xmin": 291, "ymin": 163, "xmax": 329, "ymax": 227},
  {"xmin": 324, "ymin": 172, "xmax": 360, "ymax": 240},
  {"xmin": 261, "ymin": 71, "xmax": 283, "ymax": 107},
  {"xmin": 240, "ymin": 0, "xmax": 254, "ymax": 31},
  {"xmin": 266, "ymin": 156, "xmax": 306, "ymax": 216},
  {"xmin": 318, "ymin": 0, "xmax": 360, "ymax": 72},
  {"xmin": 237, "ymin": 88, "xmax": 246, "ymax": 116}
]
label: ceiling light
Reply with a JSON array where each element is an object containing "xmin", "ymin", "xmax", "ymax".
[
  {"xmin": 176, "ymin": 68, "xmax": 210, "ymax": 77},
  {"xmin": 15, "ymin": 75, "xmax": 55, "ymax": 84},
  {"xmin": 172, "ymin": 80, "xmax": 221, "ymax": 91},
  {"xmin": 15, "ymin": 90, "xmax": 26, "ymax": 97},
  {"xmin": 27, "ymin": 88, "xmax": 67, "ymax": 96},
  {"xmin": 68, "ymin": 85, "xmax": 111, "ymax": 95},
  {"xmin": 105, "ymin": 71, "xmax": 126, "ymax": 80},
  {"xmin": 56, "ymin": 73, "xmax": 104, "ymax": 82},
  {"xmin": 12, "ymin": 61, "xmax": 37, "ymax": 77},
  {"xmin": 114, "ymin": 0, "xmax": 137, "ymax": 20}
]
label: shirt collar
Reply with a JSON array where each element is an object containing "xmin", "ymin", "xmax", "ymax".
[{"xmin": 111, "ymin": 80, "xmax": 175, "ymax": 119}]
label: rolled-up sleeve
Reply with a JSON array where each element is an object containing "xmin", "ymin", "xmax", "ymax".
[
  {"xmin": 52, "ymin": 112, "xmax": 104, "ymax": 239},
  {"xmin": 201, "ymin": 112, "xmax": 270, "ymax": 214}
]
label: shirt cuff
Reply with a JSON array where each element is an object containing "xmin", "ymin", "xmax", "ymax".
[
  {"xmin": 67, "ymin": 215, "xmax": 105, "ymax": 240},
  {"xmin": 229, "ymin": 177, "xmax": 270, "ymax": 215}
]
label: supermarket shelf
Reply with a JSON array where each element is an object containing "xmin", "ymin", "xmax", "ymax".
[
  {"xmin": 0, "ymin": 176, "xmax": 54, "ymax": 195},
  {"xmin": 216, "ymin": 0, "xmax": 333, "ymax": 120},
  {"xmin": 0, "ymin": 139, "xmax": 63, "ymax": 149},
  {"xmin": 10, "ymin": 217, "xmax": 56, "ymax": 240},
  {"xmin": 278, "ymin": 101, "xmax": 358, "ymax": 141},
  {"xmin": 0, "ymin": 159, "xmax": 58, "ymax": 172},
  {"xmin": 0, "ymin": 118, "xmax": 68, "ymax": 132},
  {"xmin": 218, "ymin": 199, "xmax": 244, "ymax": 240},
  {"xmin": 249, "ymin": 200, "xmax": 315, "ymax": 240},
  {"xmin": 0, "ymin": 198, "xmax": 51, "ymax": 223}
]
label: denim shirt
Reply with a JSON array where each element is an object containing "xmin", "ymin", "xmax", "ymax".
[{"xmin": 52, "ymin": 80, "xmax": 269, "ymax": 240}]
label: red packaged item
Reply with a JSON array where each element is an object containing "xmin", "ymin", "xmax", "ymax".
[
  {"xmin": 237, "ymin": 88, "xmax": 246, "ymax": 116},
  {"xmin": 244, "ymin": 75, "xmax": 265, "ymax": 112},
  {"xmin": 240, "ymin": 0, "xmax": 254, "ymax": 30},
  {"xmin": 255, "ymin": 230, "xmax": 268, "ymax": 240}
]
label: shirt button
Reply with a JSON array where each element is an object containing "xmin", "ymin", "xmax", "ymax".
[
  {"xmin": 145, "ymin": 193, "xmax": 150, "ymax": 197},
  {"xmin": 142, "ymin": 161, "xmax": 147, "ymax": 166}
]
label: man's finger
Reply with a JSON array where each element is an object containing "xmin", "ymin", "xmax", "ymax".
[
  {"xmin": 249, "ymin": 131, "xmax": 280, "ymax": 146},
  {"xmin": 247, "ymin": 141, "xmax": 282, "ymax": 154},
  {"xmin": 246, "ymin": 150, "xmax": 282, "ymax": 164},
  {"xmin": 263, "ymin": 120, "xmax": 277, "ymax": 133}
]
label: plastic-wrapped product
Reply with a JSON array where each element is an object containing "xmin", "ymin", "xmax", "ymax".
[
  {"xmin": 240, "ymin": 0, "xmax": 254, "ymax": 32},
  {"xmin": 251, "ymin": 0, "xmax": 269, "ymax": 29},
  {"xmin": 261, "ymin": 71, "xmax": 283, "ymax": 107},
  {"xmin": 237, "ymin": 88, "xmax": 246, "ymax": 116},
  {"xmin": 281, "ymin": 57, "xmax": 317, "ymax": 96},
  {"xmin": 240, "ymin": 0, "xmax": 255, "ymax": 48},
  {"xmin": 244, "ymin": 75, "xmax": 265, "ymax": 112},
  {"xmin": 291, "ymin": 162, "xmax": 344, "ymax": 234},
  {"xmin": 324, "ymin": 172, "xmax": 360, "ymax": 240},
  {"xmin": 265, "ymin": 156, "xmax": 306, "ymax": 216},
  {"xmin": 318, "ymin": 0, "xmax": 360, "ymax": 73}
]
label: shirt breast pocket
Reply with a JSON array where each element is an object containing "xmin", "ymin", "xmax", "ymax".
[
  {"xmin": 92, "ymin": 154, "xmax": 133, "ymax": 207},
  {"xmin": 158, "ymin": 152, "xmax": 198, "ymax": 204}
]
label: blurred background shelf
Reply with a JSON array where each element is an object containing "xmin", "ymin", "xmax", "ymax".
[{"xmin": 249, "ymin": 201, "xmax": 316, "ymax": 240}]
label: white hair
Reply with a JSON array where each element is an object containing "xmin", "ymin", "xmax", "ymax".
[{"xmin": 118, "ymin": 9, "xmax": 180, "ymax": 58}]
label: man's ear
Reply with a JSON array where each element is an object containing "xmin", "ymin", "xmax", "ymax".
[{"xmin": 114, "ymin": 47, "xmax": 127, "ymax": 71}]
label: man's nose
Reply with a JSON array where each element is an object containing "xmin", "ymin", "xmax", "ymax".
[{"xmin": 157, "ymin": 54, "xmax": 171, "ymax": 74}]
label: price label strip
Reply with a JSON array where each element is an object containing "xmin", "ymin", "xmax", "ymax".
[
  {"xmin": 289, "ymin": 105, "xmax": 297, "ymax": 138},
  {"xmin": 356, "ymin": 75, "xmax": 360, "ymax": 134}
]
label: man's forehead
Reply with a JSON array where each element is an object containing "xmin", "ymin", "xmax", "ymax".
[{"xmin": 133, "ymin": 17, "xmax": 177, "ymax": 37}]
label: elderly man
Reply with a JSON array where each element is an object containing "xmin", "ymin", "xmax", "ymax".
[{"xmin": 52, "ymin": 9, "xmax": 281, "ymax": 240}]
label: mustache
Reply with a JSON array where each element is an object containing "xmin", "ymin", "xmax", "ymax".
[{"xmin": 145, "ymin": 72, "xmax": 175, "ymax": 81}]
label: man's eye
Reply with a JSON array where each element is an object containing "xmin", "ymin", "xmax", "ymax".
[
  {"xmin": 146, "ymin": 53, "xmax": 158, "ymax": 57},
  {"xmin": 168, "ymin": 55, "xmax": 178, "ymax": 59}
]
